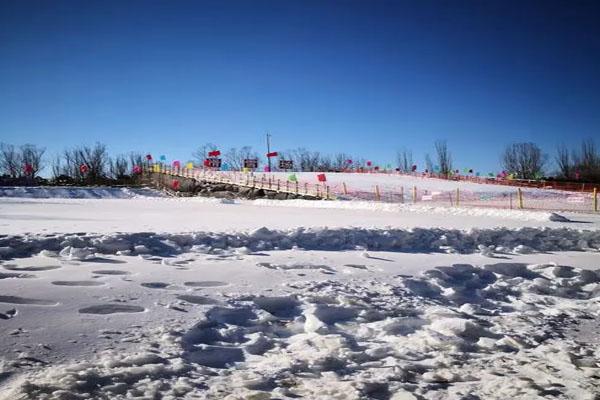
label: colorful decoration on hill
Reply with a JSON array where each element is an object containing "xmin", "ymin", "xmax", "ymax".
[
  {"xmin": 172, "ymin": 180, "xmax": 180, "ymax": 190},
  {"xmin": 366, "ymin": 161, "xmax": 372, "ymax": 167},
  {"xmin": 317, "ymin": 173, "xmax": 327, "ymax": 182},
  {"xmin": 23, "ymin": 163, "xmax": 33, "ymax": 175},
  {"xmin": 186, "ymin": 162, "xmax": 193, "ymax": 169},
  {"xmin": 159, "ymin": 155, "xmax": 166, "ymax": 161},
  {"xmin": 132, "ymin": 165, "xmax": 142, "ymax": 174},
  {"xmin": 288, "ymin": 174, "xmax": 297, "ymax": 182},
  {"xmin": 411, "ymin": 165, "xmax": 417, "ymax": 172},
  {"xmin": 172, "ymin": 160, "xmax": 181, "ymax": 169},
  {"xmin": 145, "ymin": 154, "xmax": 152, "ymax": 161},
  {"xmin": 208, "ymin": 150, "xmax": 221, "ymax": 157},
  {"xmin": 266, "ymin": 151, "xmax": 278, "ymax": 158},
  {"xmin": 79, "ymin": 164, "xmax": 89, "ymax": 174}
]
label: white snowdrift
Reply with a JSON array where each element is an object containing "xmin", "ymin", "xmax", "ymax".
[{"xmin": 1, "ymin": 226, "xmax": 599, "ymax": 260}]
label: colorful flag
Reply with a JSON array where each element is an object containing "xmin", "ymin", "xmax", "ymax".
[
  {"xmin": 186, "ymin": 162, "xmax": 193, "ymax": 169},
  {"xmin": 317, "ymin": 173, "xmax": 326, "ymax": 182},
  {"xmin": 266, "ymin": 151, "xmax": 278, "ymax": 158},
  {"xmin": 288, "ymin": 174, "xmax": 297, "ymax": 182}
]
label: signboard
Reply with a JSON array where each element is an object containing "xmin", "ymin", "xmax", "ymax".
[
  {"xmin": 204, "ymin": 158, "xmax": 222, "ymax": 168},
  {"xmin": 244, "ymin": 158, "xmax": 258, "ymax": 169},
  {"xmin": 278, "ymin": 160, "xmax": 293, "ymax": 170}
]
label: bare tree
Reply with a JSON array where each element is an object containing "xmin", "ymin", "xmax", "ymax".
[
  {"xmin": 331, "ymin": 153, "xmax": 351, "ymax": 171},
  {"xmin": 192, "ymin": 143, "xmax": 218, "ymax": 164},
  {"xmin": 0, "ymin": 143, "xmax": 22, "ymax": 178},
  {"xmin": 109, "ymin": 154, "xmax": 129, "ymax": 179},
  {"xmin": 20, "ymin": 144, "xmax": 46, "ymax": 179},
  {"xmin": 129, "ymin": 152, "xmax": 144, "ymax": 170},
  {"xmin": 396, "ymin": 148, "xmax": 413, "ymax": 173},
  {"xmin": 502, "ymin": 142, "xmax": 546, "ymax": 179},
  {"xmin": 62, "ymin": 143, "xmax": 109, "ymax": 183},
  {"xmin": 434, "ymin": 140, "xmax": 453, "ymax": 177},
  {"xmin": 223, "ymin": 146, "xmax": 259, "ymax": 170},
  {"xmin": 555, "ymin": 143, "xmax": 571, "ymax": 179},
  {"xmin": 570, "ymin": 139, "xmax": 600, "ymax": 181},
  {"xmin": 51, "ymin": 154, "xmax": 63, "ymax": 180},
  {"xmin": 424, "ymin": 153, "xmax": 434, "ymax": 173}
]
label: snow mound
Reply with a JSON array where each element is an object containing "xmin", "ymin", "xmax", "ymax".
[
  {"xmin": 1, "ymin": 227, "xmax": 599, "ymax": 261},
  {"xmin": 0, "ymin": 186, "xmax": 165, "ymax": 199}
]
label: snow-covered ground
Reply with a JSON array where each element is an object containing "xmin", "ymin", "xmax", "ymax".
[{"xmin": 1, "ymin": 186, "xmax": 599, "ymax": 399}]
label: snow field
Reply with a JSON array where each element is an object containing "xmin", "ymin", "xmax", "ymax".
[
  {"xmin": 0, "ymin": 249, "xmax": 599, "ymax": 399},
  {"xmin": 1, "ymin": 186, "xmax": 599, "ymax": 399}
]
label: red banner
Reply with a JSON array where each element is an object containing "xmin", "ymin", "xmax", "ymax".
[
  {"xmin": 317, "ymin": 173, "xmax": 326, "ymax": 182},
  {"xmin": 208, "ymin": 150, "xmax": 221, "ymax": 157},
  {"xmin": 266, "ymin": 151, "xmax": 278, "ymax": 158}
]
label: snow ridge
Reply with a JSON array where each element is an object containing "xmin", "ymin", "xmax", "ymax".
[{"xmin": 1, "ymin": 227, "xmax": 599, "ymax": 261}]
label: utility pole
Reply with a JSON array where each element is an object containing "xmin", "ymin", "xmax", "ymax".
[{"xmin": 266, "ymin": 132, "xmax": 272, "ymax": 172}]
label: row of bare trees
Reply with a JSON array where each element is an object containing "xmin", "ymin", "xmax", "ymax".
[
  {"xmin": 191, "ymin": 143, "xmax": 368, "ymax": 172},
  {"xmin": 556, "ymin": 139, "xmax": 600, "ymax": 182},
  {"xmin": 1, "ymin": 142, "xmax": 146, "ymax": 185},
  {"xmin": 396, "ymin": 140, "xmax": 454, "ymax": 177},
  {"xmin": 0, "ymin": 143, "xmax": 46, "ymax": 179},
  {"xmin": 51, "ymin": 143, "xmax": 145, "ymax": 184}
]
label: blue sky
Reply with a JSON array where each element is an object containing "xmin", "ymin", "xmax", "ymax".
[{"xmin": 1, "ymin": 0, "xmax": 599, "ymax": 173}]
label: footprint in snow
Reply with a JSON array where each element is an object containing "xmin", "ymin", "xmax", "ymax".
[
  {"xmin": 184, "ymin": 281, "xmax": 229, "ymax": 288},
  {"xmin": 91, "ymin": 270, "xmax": 130, "ymax": 275},
  {"xmin": 78, "ymin": 304, "xmax": 145, "ymax": 314},
  {"xmin": 52, "ymin": 281, "xmax": 105, "ymax": 287},
  {"xmin": 3, "ymin": 265, "xmax": 61, "ymax": 272},
  {"xmin": 141, "ymin": 282, "xmax": 170, "ymax": 289},
  {"xmin": 0, "ymin": 296, "xmax": 57, "ymax": 306}
]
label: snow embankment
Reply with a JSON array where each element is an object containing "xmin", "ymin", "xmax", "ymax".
[
  {"xmin": 253, "ymin": 198, "xmax": 557, "ymax": 222},
  {"xmin": 0, "ymin": 186, "xmax": 165, "ymax": 199},
  {"xmin": 1, "ymin": 226, "xmax": 599, "ymax": 261}
]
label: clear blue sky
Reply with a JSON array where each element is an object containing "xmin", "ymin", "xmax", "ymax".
[{"xmin": 1, "ymin": 0, "xmax": 599, "ymax": 173}]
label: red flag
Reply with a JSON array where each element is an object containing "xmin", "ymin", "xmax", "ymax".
[
  {"xmin": 203, "ymin": 159, "xmax": 211, "ymax": 167},
  {"xmin": 317, "ymin": 173, "xmax": 326, "ymax": 182},
  {"xmin": 172, "ymin": 180, "xmax": 180, "ymax": 190},
  {"xmin": 23, "ymin": 163, "xmax": 33, "ymax": 174},
  {"xmin": 80, "ymin": 164, "xmax": 89, "ymax": 174},
  {"xmin": 208, "ymin": 150, "xmax": 221, "ymax": 157},
  {"xmin": 266, "ymin": 151, "xmax": 278, "ymax": 158},
  {"xmin": 145, "ymin": 154, "xmax": 153, "ymax": 160},
  {"xmin": 366, "ymin": 161, "xmax": 372, "ymax": 167}
]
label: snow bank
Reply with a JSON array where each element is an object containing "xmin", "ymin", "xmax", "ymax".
[
  {"xmin": 252, "ymin": 198, "xmax": 555, "ymax": 222},
  {"xmin": 3, "ymin": 261, "xmax": 599, "ymax": 399},
  {"xmin": 0, "ymin": 186, "xmax": 165, "ymax": 199},
  {"xmin": 1, "ymin": 226, "xmax": 599, "ymax": 261}
]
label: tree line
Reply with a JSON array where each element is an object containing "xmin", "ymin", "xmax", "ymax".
[
  {"xmin": 0, "ymin": 142, "xmax": 145, "ymax": 185},
  {"xmin": 2, "ymin": 138, "xmax": 599, "ymax": 185}
]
